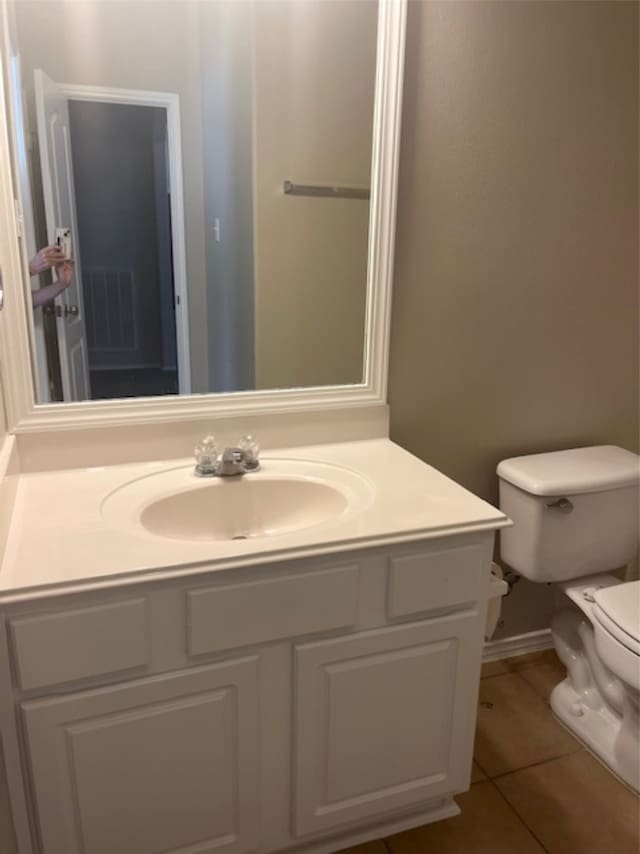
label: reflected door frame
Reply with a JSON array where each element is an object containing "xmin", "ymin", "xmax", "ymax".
[
  {"xmin": 2, "ymin": 17, "xmax": 51, "ymax": 401},
  {"xmin": 56, "ymin": 83, "xmax": 192, "ymax": 397}
]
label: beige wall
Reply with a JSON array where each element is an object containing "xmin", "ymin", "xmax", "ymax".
[
  {"xmin": 253, "ymin": 0, "xmax": 377, "ymax": 390},
  {"xmin": 389, "ymin": 0, "xmax": 639, "ymax": 638},
  {"xmin": 199, "ymin": 1, "xmax": 256, "ymax": 393}
]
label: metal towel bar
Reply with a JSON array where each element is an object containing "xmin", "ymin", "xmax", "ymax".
[{"xmin": 283, "ymin": 180, "xmax": 370, "ymax": 200}]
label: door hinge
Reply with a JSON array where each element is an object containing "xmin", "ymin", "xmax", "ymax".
[
  {"xmin": 176, "ymin": 294, "xmax": 181, "ymax": 306},
  {"xmin": 13, "ymin": 199, "xmax": 24, "ymax": 238}
]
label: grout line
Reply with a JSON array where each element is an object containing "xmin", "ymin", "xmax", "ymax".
[
  {"xmin": 488, "ymin": 746, "xmax": 586, "ymax": 783},
  {"xmin": 488, "ymin": 778, "xmax": 550, "ymax": 853},
  {"xmin": 472, "ymin": 757, "xmax": 491, "ymax": 780}
]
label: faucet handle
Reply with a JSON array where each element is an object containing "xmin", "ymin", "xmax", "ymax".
[
  {"xmin": 194, "ymin": 434, "xmax": 218, "ymax": 477},
  {"xmin": 239, "ymin": 434, "xmax": 260, "ymax": 470}
]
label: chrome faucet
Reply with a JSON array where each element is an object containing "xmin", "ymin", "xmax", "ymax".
[
  {"xmin": 194, "ymin": 435, "xmax": 260, "ymax": 477},
  {"xmin": 218, "ymin": 447, "xmax": 250, "ymax": 477}
]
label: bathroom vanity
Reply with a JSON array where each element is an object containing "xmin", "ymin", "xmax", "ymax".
[{"xmin": 0, "ymin": 439, "xmax": 509, "ymax": 854}]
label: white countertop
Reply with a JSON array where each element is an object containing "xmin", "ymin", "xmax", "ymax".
[{"xmin": 0, "ymin": 439, "xmax": 509, "ymax": 601}]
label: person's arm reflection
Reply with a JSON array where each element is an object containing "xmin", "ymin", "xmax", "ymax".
[{"xmin": 29, "ymin": 245, "xmax": 74, "ymax": 308}]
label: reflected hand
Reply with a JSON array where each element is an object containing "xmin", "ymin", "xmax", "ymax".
[
  {"xmin": 29, "ymin": 245, "xmax": 65, "ymax": 275},
  {"xmin": 54, "ymin": 260, "xmax": 74, "ymax": 289}
]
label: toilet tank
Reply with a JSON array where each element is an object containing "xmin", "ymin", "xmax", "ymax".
[{"xmin": 497, "ymin": 446, "xmax": 640, "ymax": 583}]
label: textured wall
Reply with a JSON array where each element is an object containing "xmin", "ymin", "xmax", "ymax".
[{"xmin": 389, "ymin": 0, "xmax": 639, "ymax": 638}]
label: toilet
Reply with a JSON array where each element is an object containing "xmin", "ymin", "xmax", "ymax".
[{"xmin": 497, "ymin": 445, "xmax": 640, "ymax": 791}]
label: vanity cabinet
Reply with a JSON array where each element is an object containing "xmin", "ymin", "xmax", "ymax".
[
  {"xmin": 293, "ymin": 613, "xmax": 479, "ymax": 836},
  {"xmin": 21, "ymin": 658, "xmax": 260, "ymax": 854},
  {"xmin": 0, "ymin": 535, "xmax": 495, "ymax": 854}
]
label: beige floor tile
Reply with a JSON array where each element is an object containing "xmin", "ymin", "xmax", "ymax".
[
  {"xmin": 481, "ymin": 659, "xmax": 510, "ymax": 678},
  {"xmin": 336, "ymin": 842, "xmax": 388, "ymax": 854},
  {"xmin": 508, "ymin": 649, "xmax": 566, "ymax": 701},
  {"xmin": 496, "ymin": 751, "xmax": 640, "ymax": 854},
  {"xmin": 385, "ymin": 780, "xmax": 544, "ymax": 854},
  {"xmin": 474, "ymin": 673, "xmax": 581, "ymax": 777},
  {"xmin": 470, "ymin": 761, "xmax": 487, "ymax": 783}
]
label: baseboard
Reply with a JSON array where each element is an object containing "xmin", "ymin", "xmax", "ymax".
[
  {"xmin": 287, "ymin": 797, "xmax": 460, "ymax": 853},
  {"xmin": 483, "ymin": 628, "xmax": 553, "ymax": 662}
]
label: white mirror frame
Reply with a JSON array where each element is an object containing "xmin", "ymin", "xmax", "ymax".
[{"xmin": 0, "ymin": 0, "xmax": 406, "ymax": 434}]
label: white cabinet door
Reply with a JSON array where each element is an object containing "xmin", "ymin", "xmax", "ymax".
[
  {"xmin": 294, "ymin": 613, "xmax": 481, "ymax": 836},
  {"xmin": 22, "ymin": 659, "xmax": 260, "ymax": 854}
]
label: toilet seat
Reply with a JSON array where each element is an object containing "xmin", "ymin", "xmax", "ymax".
[
  {"xmin": 593, "ymin": 581, "xmax": 640, "ymax": 656},
  {"xmin": 593, "ymin": 614, "xmax": 640, "ymax": 689},
  {"xmin": 592, "ymin": 605, "xmax": 640, "ymax": 657},
  {"xmin": 591, "ymin": 582, "xmax": 640, "ymax": 689}
]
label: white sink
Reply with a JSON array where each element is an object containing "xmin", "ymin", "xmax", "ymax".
[{"xmin": 101, "ymin": 459, "xmax": 374, "ymax": 542}]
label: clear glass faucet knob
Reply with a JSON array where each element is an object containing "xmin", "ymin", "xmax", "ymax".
[
  {"xmin": 194, "ymin": 435, "xmax": 218, "ymax": 474},
  {"xmin": 240, "ymin": 434, "xmax": 260, "ymax": 468}
]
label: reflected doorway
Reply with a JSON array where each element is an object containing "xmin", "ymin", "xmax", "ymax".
[
  {"xmin": 68, "ymin": 100, "xmax": 179, "ymax": 399},
  {"xmin": 31, "ymin": 81, "xmax": 191, "ymax": 401}
]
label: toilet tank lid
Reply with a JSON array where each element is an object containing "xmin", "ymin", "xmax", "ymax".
[
  {"xmin": 593, "ymin": 582, "xmax": 640, "ymax": 647},
  {"xmin": 497, "ymin": 446, "xmax": 640, "ymax": 496}
]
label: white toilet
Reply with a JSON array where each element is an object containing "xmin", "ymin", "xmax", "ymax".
[{"xmin": 497, "ymin": 445, "xmax": 640, "ymax": 791}]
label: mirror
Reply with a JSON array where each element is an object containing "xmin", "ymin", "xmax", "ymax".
[{"xmin": 8, "ymin": 0, "xmax": 379, "ymax": 404}]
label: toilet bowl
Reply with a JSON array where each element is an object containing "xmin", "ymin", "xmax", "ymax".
[
  {"xmin": 497, "ymin": 445, "xmax": 640, "ymax": 791},
  {"xmin": 549, "ymin": 575, "xmax": 640, "ymax": 790}
]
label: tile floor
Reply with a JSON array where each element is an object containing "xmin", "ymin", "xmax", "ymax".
[{"xmin": 339, "ymin": 650, "xmax": 640, "ymax": 854}]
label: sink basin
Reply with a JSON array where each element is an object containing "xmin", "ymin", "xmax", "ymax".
[
  {"xmin": 102, "ymin": 459, "xmax": 374, "ymax": 542},
  {"xmin": 142, "ymin": 478, "xmax": 349, "ymax": 541}
]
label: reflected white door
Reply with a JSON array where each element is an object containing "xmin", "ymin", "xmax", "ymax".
[{"xmin": 34, "ymin": 68, "xmax": 90, "ymax": 401}]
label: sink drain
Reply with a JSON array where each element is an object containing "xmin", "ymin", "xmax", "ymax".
[{"xmin": 231, "ymin": 533, "xmax": 249, "ymax": 541}]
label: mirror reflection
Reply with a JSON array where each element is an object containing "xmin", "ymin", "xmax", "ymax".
[{"xmin": 10, "ymin": 0, "xmax": 378, "ymax": 403}]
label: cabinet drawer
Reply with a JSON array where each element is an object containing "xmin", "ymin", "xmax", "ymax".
[
  {"xmin": 388, "ymin": 544, "xmax": 485, "ymax": 619},
  {"xmin": 188, "ymin": 564, "xmax": 360, "ymax": 655},
  {"xmin": 10, "ymin": 599, "xmax": 149, "ymax": 691}
]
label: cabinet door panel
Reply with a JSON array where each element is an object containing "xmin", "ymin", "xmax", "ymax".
[
  {"xmin": 294, "ymin": 613, "xmax": 480, "ymax": 836},
  {"xmin": 22, "ymin": 659, "xmax": 260, "ymax": 854}
]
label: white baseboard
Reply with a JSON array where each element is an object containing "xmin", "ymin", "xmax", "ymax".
[{"xmin": 483, "ymin": 628, "xmax": 553, "ymax": 662}]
